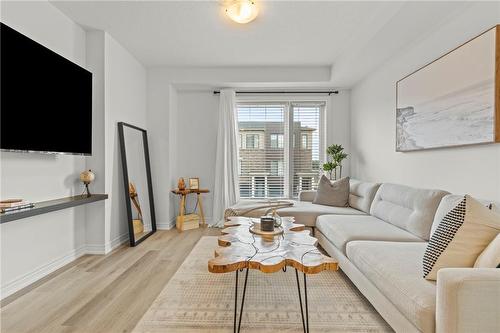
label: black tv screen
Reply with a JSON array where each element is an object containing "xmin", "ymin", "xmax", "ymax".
[{"xmin": 1, "ymin": 23, "xmax": 92, "ymax": 155}]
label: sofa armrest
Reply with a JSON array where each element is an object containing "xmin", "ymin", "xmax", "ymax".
[
  {"xmin": 298, "ymin": 190, "xmax": 316, "ymax": 202},
  {"xmin": 436, "ymin": 268, "xmax": 500, "ymax": 333}
]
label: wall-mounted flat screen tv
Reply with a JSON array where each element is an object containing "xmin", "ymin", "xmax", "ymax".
[{"xmin": 0, "ymin": 22, "xmax": 92, "ymax": 155}]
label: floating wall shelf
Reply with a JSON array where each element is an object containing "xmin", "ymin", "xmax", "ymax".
[{"xmin": 0, "ymin": 194, "xmax": 108, "ymax": 224}]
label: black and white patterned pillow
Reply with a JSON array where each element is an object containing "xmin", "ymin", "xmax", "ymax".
[{"xmin": 423, "ymin": 197, "xmax": 467, "ymax": 278}]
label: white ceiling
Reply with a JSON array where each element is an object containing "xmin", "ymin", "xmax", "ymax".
[{"xmin": 51, "ymin": 1, "xmax": 473, "ymax": 87}]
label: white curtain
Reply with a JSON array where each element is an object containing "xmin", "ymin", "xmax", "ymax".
[{"xmin": 211, "ymin": 89, "xmax": 240, "ymax": 226}]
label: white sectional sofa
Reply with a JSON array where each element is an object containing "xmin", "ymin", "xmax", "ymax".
[{"xmin": 285, "ymin": 179, "xmax": 500, "ymax": 333}]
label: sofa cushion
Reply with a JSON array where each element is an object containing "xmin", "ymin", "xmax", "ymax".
[
  {"xmin": 349, "ymin": 179, "xmax": 381, "ymax": 213},
  {"xmin": 277, "ymin": 200, "xmax": 365, "ymax": 227},
  {"xmin": 298, "ymin": 190, "xmax": 316, "ymax": 202},
  {"xmin": 316, "ymin": 215, "xmax": 423, "ymax": 253},
  {"xmin": 346, "ymin": 241, "xmax": 436, "ymax": 333},
  {"xmin": 312, "ymin": 176, "xmax": 350, "ymax": 207},
  {"xmin": 430, "ymin": 194, "xmax": 500, "ymax": 237},
  {"xmin": 474, "ymin": 233, "xmax": 500, "ymax": 268},
  {"xmin": 370, "ymin": 183, "xmax": 448, "ymax": 240}
]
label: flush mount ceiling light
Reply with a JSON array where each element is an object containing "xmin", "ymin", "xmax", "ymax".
[{"xmin": 225, "ymin": 0, "xmax": 258, "ymax": 24}]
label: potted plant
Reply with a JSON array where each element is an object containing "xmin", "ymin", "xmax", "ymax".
[{"xmin": 323, "ymin": 144, "xmax": 348, "ymax": 180}]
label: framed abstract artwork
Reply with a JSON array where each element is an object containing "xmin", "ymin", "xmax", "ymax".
[{"xmin": 396, "ymin": 25, "xmax": 500, "ymax": 152}]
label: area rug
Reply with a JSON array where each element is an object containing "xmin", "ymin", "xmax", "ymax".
[{"xmin": 133, "ymin": 236, "xmax": 392, "ymax": 333}]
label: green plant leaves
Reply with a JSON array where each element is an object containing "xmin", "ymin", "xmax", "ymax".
[{"xmin": 324, "ymin": 144, "xmax": 348, "ymax": 179}]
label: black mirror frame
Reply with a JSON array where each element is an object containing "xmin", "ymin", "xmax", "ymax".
[{"xmin": 118, "ymin": 122, "xmax": 157, "ymax": 246}]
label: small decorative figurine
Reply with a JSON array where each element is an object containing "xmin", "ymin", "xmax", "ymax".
[
  {"xmin": 80, "ymin": 169, "xmax": 95, "ymax": 197},
  {"xmin": 178, "ymin": 177, "xmax": 186, "ymax": 190}
]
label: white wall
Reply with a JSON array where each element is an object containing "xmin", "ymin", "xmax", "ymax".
[
  {"xmin": 146, "ymin": 73, "xmax": 175, "ymax": 228},
  {"xmin": 85, "ymin": 31, "xmax": 148, "ymax": 251},
  {"xmin": 105, "ymin": 34, "xmax": 148, "ymax": 247},
  {"xmin": 350, "ymin": 2, "xmax": 500, "ymax": 201},
  {"xmin": 327, "ymin": 91, "xmax": 351, "ymax": 177},
  {"xmin": 85, "ymin": 30, "xmax": 107, "ymax": 252},
  {"xmin": 0, "ymin": 0, "xmax": 88, "ymax": 297},
  {"xmin": 0, "ymin": 2, "xmax": 148, "ymax": 298},
  {"xmin": 175, "ymin": 91, "xmax": 219, "ymax": 221}
]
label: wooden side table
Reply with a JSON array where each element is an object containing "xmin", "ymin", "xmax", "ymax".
[{"xmin": 171, "ymin": 188, "xmax": 209, "ymax": 231}]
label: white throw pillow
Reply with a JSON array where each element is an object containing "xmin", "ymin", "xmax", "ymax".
[
  {"xmin": 430, "ymin": 194, "xmax": 499, "ymax": 237},
  {"xmin": 474, "ymin": 233, "xmax": 500, "ymax": 268},
  {"xmin": 423, "ymin": 195, "xmax": 500, "ymax": 280}
]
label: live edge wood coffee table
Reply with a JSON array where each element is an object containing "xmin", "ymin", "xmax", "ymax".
[{"xmin": 208, "ymin": 216, "xmax": 338, "ymax": 333}]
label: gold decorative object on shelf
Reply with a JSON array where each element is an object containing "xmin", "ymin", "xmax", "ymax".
[
  {"xmin": 178, "ymin": 178, "xmax": 186, "ymax": 190},
  {"xmin": 80, "ymin": 169, "xmax": 95, "ymax": 197}
]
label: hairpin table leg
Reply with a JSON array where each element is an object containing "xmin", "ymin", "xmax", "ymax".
[
  {"xmin": 233, "ymin": 268, "xmax": 249, "ymax": 333},
  {"xmin": 295, "ymin": 269, "xmax": 306, "ymax": 333},
  {"xmin": 304, "ymin": 272, "xmax": 309, "ymax": 333},
  {"xmin": 233, "ymin": 270, "xmax": 238, "ymax": 333}
]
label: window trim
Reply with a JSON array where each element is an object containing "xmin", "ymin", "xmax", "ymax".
[{"xmin": 236, "ymin": 97, "xmax": 328, "ymax": 198}]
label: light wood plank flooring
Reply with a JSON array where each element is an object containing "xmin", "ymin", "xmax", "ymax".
[{"xmin": 1, "ymin": 228, "xmax": 220, "ymax": 333}]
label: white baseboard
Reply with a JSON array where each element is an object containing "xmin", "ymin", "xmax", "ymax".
[
  {"xmin": 86, "ymin": 232, "xmax": 129, "ymax": 255},
  {"xmin": 1, "ymin": 233, "xmax": 129, "ymax": 300},
  {"xmin": 157, "ymin": 219, "xmax": 176, "ymax": 230},
  {"xmin": 1, "ymin": 244, "xmax": 87, "ymax": 300}
]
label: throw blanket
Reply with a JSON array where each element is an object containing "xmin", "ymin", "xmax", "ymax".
[{"xmin": 224, "ymin": 200, "xmax": 294, "ymax": 220}]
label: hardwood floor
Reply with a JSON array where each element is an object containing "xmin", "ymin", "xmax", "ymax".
[{"xmin": 1, "ymin": 228, "xmax": 220, "ymax": 333}]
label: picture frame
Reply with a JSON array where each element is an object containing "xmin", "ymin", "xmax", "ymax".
[
  {"xmin": 189, "ymin": 177, "xmax": 199, "ymax": 190},
  {"xmin": 396, "ymin": 25, "xmax": 500, "ymax": 152}
]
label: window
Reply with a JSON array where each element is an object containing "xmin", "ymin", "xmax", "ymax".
[
  {"xmin": 253, "ymin": 176, "xmax": 266, "ymax": 198},
  {"xmin": 292, "ymin": 103, "xmax": 322, "ymax": 197},
  {"xmin": 238, "ymin": 104, "xmax": 285, "ymax": 198},
  {"xmin": 237, "ymin": 102, "xmax": 324, "ymax": 199},
  {"xmin": 270, "ymin": 134, "xmax": 284, "ymax": 148},
  {"xmin": 270, "ymin": 160, "xmax": 284, "ymax": 176},
  {"xmin": 300, "ymin": 177, "xmax": 312, "ymax": 191},
  {"xmin": 301, "ymin": 134, "xmax": 308, "ymax": 149},
  {"xmin": 245, "ymin": 134, "xmax": 259, "ymax": 149}
]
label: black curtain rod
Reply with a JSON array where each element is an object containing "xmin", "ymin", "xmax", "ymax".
[{"xmin": 213, "ymin": 90, "xmax": 339, "ymax": 95}]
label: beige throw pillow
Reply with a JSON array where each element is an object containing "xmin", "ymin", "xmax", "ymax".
[
  {"xmin": 312, "ymin": 176, "xmax": 349, "ymax": 207},
  {"xmin": 423, "ymin": 195, "xmax": 500, "ymax": 280},
  {"xmin": 474, "ymin": 233, "xmax": 500, "ymax": 268}
]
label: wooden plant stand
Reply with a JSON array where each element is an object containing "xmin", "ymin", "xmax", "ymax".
[{"xmin": 171, "ymin": 188, "xmax": 209, "ymax": 231}]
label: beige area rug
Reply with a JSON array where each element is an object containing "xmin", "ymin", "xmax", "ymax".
[{"xmin": 133, "ymin": 236, "xmax": 392, "ymax": 333}]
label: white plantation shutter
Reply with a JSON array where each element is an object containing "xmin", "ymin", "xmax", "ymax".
[
  {"xmin": 237, "ymin": 101, "xmax": 324, "ymax": 199},
  {"xmin": 237, "ymin": 104, "xmax": 286, "ymax": 198},
  {"xmin": 291, "ymin": 103, "xmax": 324, "ymax": 197}
]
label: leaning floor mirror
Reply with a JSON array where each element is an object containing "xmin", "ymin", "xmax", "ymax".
[{"xmin": 118, "ymin": 122, "xmax": 157, "ymax": 246}]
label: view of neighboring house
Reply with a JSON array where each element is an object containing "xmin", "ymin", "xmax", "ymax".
[{"xmin": 238, "ymin": 121, "xmax": 319, "ymax": 198}]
